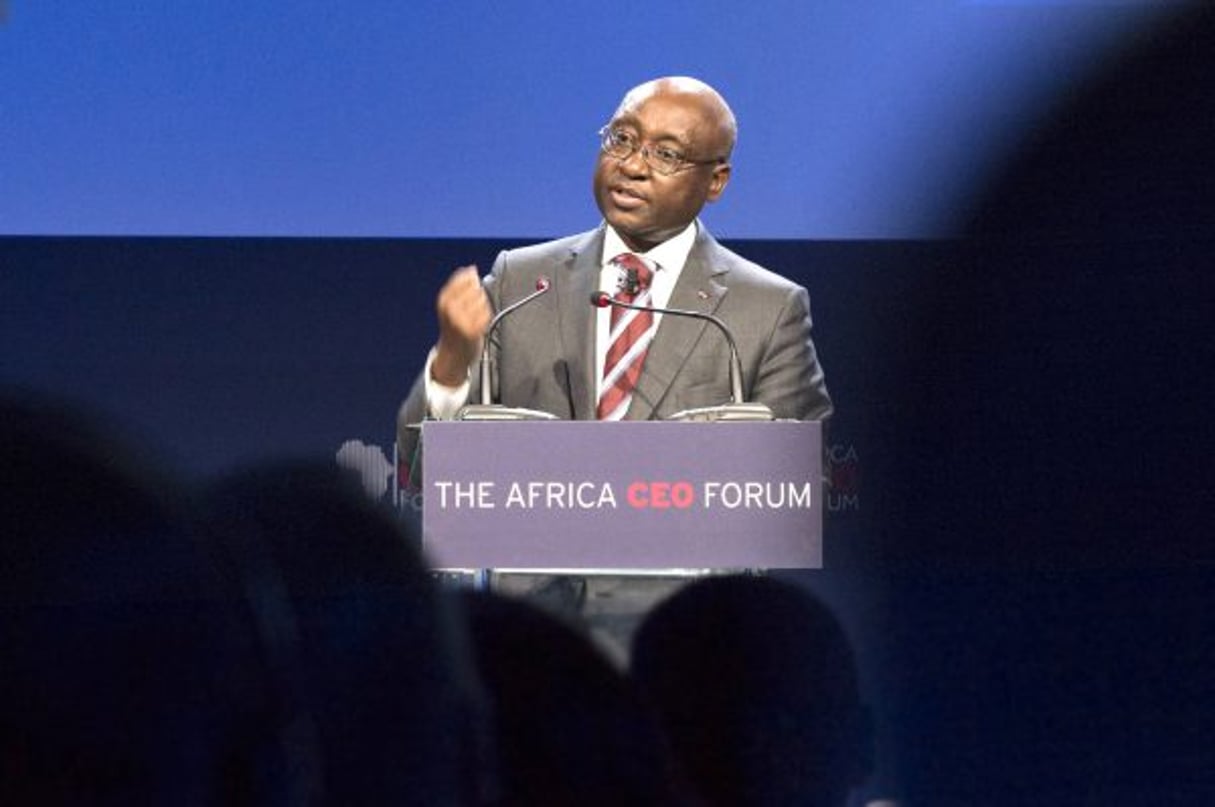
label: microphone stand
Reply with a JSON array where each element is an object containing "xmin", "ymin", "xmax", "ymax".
[{"xmin": 458, "ymin": 277, "xmax": 560, "ymax": 422}]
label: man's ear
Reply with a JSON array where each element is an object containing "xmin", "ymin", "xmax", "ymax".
[{"xmin": 706, "ymin": 163, "xmax": 731, "ymax": 202}]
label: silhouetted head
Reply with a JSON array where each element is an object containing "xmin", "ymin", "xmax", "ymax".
[
  {"xmin": 458, "ymin": 587, "xmax": 687, "ymax": 806},
  {"xmin": 631, "ymin": 574, "xmax": 872, "ymax": 807},
  {"xmin": 1, "ymin": 391, "xmax": 239, "ymax": 803},
  {"xmin": 200, "ymin": 461, "xmax": 490, "ymax": 805}
]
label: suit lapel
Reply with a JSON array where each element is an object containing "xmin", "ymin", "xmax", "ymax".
[
  {"xmin": 559, "ymin": 229, "xmax": 604, "ymax": 420},
  {"xmin": 628, "ymin": 229, "xmax": 730, "ymax": 420}
]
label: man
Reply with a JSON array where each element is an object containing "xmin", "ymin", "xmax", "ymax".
[
  {"xmin": 398, "ymin": 75, "xmax": 830, "ymax": 454},
  {"xmin": 396, "ymin": 77, "xmax": 832, "ymax": 654}
]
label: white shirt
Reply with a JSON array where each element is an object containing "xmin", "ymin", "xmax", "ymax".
[{"xmin": 425, "ymin": 220, "xmax": 700, "ymax": 418}]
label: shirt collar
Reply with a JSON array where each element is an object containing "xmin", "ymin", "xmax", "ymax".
[{"xmin": 601, "ymin": 220, "xmax": 699, "ymax": 273}]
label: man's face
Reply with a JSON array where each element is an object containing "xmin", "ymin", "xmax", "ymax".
[{"xmin": 593, "ymin": 86, "xmax": 731, "ymax": 253}]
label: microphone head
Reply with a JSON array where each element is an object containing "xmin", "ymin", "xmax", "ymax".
[
  {"xmin": 535, "ymin": 276, "xmax": 551, "ymax": 292},
  {"xmin": 589, "ymin": 291, "xmax": 611, "ymax": 308}
]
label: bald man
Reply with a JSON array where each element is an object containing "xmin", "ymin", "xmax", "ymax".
[
  {"xmin": 399, "ymin": 76, "xmax": 830, "ymax": 449},
  {"xmin": 397, "ymin": 78, "xmax": 832, "ymax": 644}
]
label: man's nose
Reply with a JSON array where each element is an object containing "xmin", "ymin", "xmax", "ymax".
[{"xmin": 618, "ymin": 144, "xmax": 652, "ymax": 176}]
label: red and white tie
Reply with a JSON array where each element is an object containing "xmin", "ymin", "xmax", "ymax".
[{"xmin": 597, "ymin": 253, "xmax": 656, "ymax": 420}]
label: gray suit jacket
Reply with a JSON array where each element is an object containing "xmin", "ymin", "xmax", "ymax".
[{"xmin": 397, "ymin": 224, "xmax": 831, "ymax": 462}]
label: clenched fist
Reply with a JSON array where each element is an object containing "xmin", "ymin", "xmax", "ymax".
[{"xmin": 432, "ymin": 265, "xmax": 492, "ymax": 387}]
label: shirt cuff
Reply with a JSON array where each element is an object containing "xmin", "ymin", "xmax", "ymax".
[{"xmin": 423, "ymin": 346, "xmax": 470, "ymax": 420}]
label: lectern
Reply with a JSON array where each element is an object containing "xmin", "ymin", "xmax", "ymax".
[{"xmin": 419, "ymin": 420, "xmax": 823, "ymax": 571}]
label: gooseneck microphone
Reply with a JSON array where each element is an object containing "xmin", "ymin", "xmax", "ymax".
[
  {"xmin": 457, "ymin": 276, "xmax": 559, "ymax": 421},
  {"xmin": 589, "ymin": 291, "xmax": 774, "ymax": 421},
  {"xmin": 480, "ymin": 277, "xmax": 551, "ymax": 405}
]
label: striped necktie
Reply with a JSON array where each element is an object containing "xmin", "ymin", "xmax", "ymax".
[{"xmin": 597, "ymin": 253, "xmax": 656, "ymax": 420}]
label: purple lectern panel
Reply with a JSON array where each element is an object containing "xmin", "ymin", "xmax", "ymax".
[{"xmin": 421, "ymin": 420, "xmax": 822, "ymax": 570}]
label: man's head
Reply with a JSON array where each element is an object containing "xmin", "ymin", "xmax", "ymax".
[
  {"xmin": 593, "ymin": 76, "xmax": 736, "ymax": 252},
  {"xmin": 630, "ymin": 575, "xmax": 873, "ymax": 807}
]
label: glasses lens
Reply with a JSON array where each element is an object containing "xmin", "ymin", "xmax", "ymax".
[
  {"xmin": 599, "ymin": 127, "xmax": 687, "ymax": 175},
  {"xmin": 600, "ymin": 127, "xmax": 628, "ymax": 158},
  {"xmin": 648, "ymin": 147, "xmax": 683, "ymax": 175}
]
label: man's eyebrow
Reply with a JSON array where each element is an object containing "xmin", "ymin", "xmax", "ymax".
[
  {"xmin": 613, "ymin": 119, "xmax": 692, "ymax": 148},
  {"xmin": 626, "ymin": 124, "xmax": 694, "ymax": 148},
  {"xmin": 652, "ymin": 133, "xmax": 690, "ymax": 147}
]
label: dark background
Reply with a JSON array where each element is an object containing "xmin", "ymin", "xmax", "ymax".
[{"xmin": 4, "ymin": 229, "xmax": 1212, "ymax": 803}]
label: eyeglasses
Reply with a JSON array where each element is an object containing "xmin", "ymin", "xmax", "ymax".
[{"xmin": 598, "ymin": 126, "xmax": 727, "ymax": 176}]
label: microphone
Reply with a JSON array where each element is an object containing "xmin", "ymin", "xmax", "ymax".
[
  {"xmin": 590, "ymin": 291, "xmax": 773, "ymax": 421},
  {"xmin": 625, "ymin": 267, "xmax": 640, "ymax": 296},
  {"xmin": 457, "ymin": 276, "xmax": 559, "ymax": 421}
]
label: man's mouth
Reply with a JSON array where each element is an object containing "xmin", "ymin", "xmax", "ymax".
[{"xmin": 610, "ymin": 185, "xmax": 646, "ymax": 209}]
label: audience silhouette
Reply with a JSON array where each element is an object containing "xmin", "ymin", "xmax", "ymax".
[
  {"xmin": 198, "ymin": 461, "xmax": 493, "ymax": 805},
  {"xmin": 4, "ymin": 391, "xmax": 878, "ymax": 805},
  {"xmin": 457, "ymin": 588, "xmax": 687, "ymax": 805},
  {"xmin": 2, "ymin": 392, "xmax": 248, "ymax": 803},
  {"xmin": 631, "ymin": 574, "xmax": 872, "ymax": 807}
]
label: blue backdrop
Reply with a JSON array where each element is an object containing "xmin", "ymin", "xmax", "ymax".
[{"xmin": 0, "ymin": 1, "xmax": 1168, "ymax": 239}]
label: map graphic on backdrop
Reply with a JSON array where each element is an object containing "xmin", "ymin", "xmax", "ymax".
[{"xmin": 334, "ymin": 439, "xmax": 394, "ymax": 501}]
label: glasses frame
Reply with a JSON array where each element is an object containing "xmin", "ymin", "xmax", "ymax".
[{"xmin": 598, "ymin": 125, "xmax": 728, "ymax": 176}]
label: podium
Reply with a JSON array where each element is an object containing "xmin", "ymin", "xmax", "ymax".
[{"xmin": 420, "ymin": 420, "xmax": 823, "ymax": 571}]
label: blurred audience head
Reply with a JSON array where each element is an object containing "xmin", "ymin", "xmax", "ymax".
[
  {"xmin": 200, "ymin": 460, "xmax": 492, "ymax": 805},
  {"xmin": 1, "ymin": 391, "xmax": 237, "ymax": 803},
  {"xmin": 457, "ymin": 587, "xmax": 686, "ymax": 806},
  {"xmin": 630, "ymin": 574, "xmax": 872, "ymax": 807}
]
